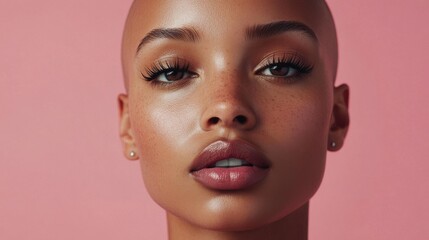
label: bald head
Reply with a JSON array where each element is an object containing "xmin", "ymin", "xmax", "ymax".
[
  {"xmin": 121, "ymin": 0, "xmax": 338, "ymax": 90},
  {"xmin": 117, "ymin": 2, "xmax": 350, "ymax": 234}
]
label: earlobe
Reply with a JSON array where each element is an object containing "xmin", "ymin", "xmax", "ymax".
[
  {"xmin": 328, "ymin": 84, "xmax": 350, "ymax": 151},
  {"xmin": 118, "ymin": 93, "xmax": 139, "ymax": 160}
]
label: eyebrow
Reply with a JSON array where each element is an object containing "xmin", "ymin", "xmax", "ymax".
[
  {"xmin": 135, "ymin": 21, "xmax": 317, "ymax": 55},
  {"xmin": 246, "ymin": 20, "xmax": 318, "ymax": 42},
  {"xmin": 136, "ymin": 27, "xmax": 200, "ymax": 54}
]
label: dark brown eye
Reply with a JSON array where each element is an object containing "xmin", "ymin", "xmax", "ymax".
[
  {"xmin": 164, "ymin": 70, "xmax": 185, "ymax": 81},
  {"xmin": 141, "ymin": 58, "xmax": 196, "ymax": 83},
  {"xmin": 260, "ymin": 64, "xmax": 298, "ymax": 77}
]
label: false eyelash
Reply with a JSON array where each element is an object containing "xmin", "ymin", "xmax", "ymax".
[
  {"xmin": 258, "ymin": 54, "xmax": 313, "ymax": 76},
  {"xmin": 141, "ymin": 59, "xmax": 190, "ymax": 81}
]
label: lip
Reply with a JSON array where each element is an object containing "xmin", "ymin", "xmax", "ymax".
[{"xmin": 190, "ymin": 140, "xmax": 271, "ymax": 190}]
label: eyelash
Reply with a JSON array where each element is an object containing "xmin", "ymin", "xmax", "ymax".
[
  {"xmin": 255, "ymin": 54, "xmax": 313, "ymax": 79},
  {"xmin": 140, "ymin": 54, "xmax": 313, "ymax": 86},
  {"xmin": 141, "ymin": 59, "xmax": 193, "ymax": 82}
]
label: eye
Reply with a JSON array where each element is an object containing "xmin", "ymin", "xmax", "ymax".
[
  {"xmin": 258, "ymin": 63, "xmax": 299, "ymax": 77},
  {"xmin": 156, "ymin": 69, "xmax": 191, "ymax": 82},
  {"xmin": 255, "ymin": 53, "xmax": 313, "ymax": 80},
  {"xmin": 141, "ymin": 58, "xmax": 197, "ymax": 84}
]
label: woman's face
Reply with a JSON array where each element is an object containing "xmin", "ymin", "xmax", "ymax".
[{"xmin": 119, "ymin": 0, "xmax": 347, "ymax": 231}]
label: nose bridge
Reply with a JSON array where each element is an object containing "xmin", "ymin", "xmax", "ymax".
[
  {"xmin": 206, "ymin": 48, "xmax": 246, "ymax": 101},
  {"xmin": 200, "ymin": 62, "xmax": 257, "ymax": 131},
  {"xmin": 211, "ymin": 70, "xmax": 242, "ymax": 101}
]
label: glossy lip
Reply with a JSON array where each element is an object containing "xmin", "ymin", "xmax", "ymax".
[
  {"xmin": 190, "ymin": 140, "xmax": 271, "ymax": 190},
  {"xmin": 190, "ymin": 140, "xmax": 271, "ymax": 171}
]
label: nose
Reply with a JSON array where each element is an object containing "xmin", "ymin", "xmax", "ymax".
[{"xmin": 200, "ymin": 88, "xmax": 257, "ymax": 132}]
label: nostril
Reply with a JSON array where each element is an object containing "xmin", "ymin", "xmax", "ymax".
[
  {"xmin": 206, "ymin": 115, "xmax": 250, "ymax": 128},
  {"xmin": 208, "ymin": 117, "xmax": 220, "ymax": 125},
  {"xmin": 234, "ymin": 115, "xmax": 247, "ymax": 124}
]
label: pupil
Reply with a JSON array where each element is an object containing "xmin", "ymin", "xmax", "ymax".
[
  {"xmin": 166, "ymin": 70, "xmax": 184, "ymax": 81},
  {"xmin": 270, "ymin": 65, "xmax": 289, "ymax": 76}
]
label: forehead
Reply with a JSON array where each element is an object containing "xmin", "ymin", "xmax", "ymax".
[
  {"xmin": 122, "ymin": 0, "xmax": 337, "ymax": 85},
  {"xmin": 126, "ymin": 0, "xmax": 327, "ymax": 37}
]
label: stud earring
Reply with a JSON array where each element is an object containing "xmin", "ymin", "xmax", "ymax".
[
  {"xmin": 331, "ymin": 141, "xmax": 336, "ymax": 148},
  {"xmin": 129, "ymin": 150, "xmax": 136, "ymax": 158}
]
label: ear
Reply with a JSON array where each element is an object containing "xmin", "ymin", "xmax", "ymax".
[
  {"xmin": 328, "ymin": 84, "xmax": 350, "ymax": 151},
  {"xmin": 118, "ymin": 94, "xmax": 139, "ymax": 160}
]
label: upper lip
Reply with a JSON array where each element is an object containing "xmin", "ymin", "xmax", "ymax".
[{"xmin": 190, "ymin": 140, "xmax": 271, "ymax": 172}]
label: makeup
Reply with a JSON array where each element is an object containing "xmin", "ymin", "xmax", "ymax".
[
  {"xmin": 120, "ymin": 0, "xmax": 345, "ymax": 236},
  {"xmin": 190, "ymin": 140, "xmax": 270, "ymax": 190}
]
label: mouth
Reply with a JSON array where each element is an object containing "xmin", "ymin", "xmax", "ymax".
[
  {"xmin": 207, "ymin": 158, "xmax": 253, "ymax": 168},
  {"xmin": 190, "ymin": 140, "xmax": 270, "ymax": 191}
]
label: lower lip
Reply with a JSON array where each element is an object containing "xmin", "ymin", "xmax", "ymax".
[{"xmin": 191, "ymin": 166, "xmax": 269, "ymax": 190}]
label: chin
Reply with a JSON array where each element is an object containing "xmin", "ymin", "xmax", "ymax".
[{"xmin": 169, "ymin": 191, "xmax": 310, "ymax": 232}]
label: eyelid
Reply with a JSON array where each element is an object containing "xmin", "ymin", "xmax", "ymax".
[
  {"xmin": 141, "ymin": 57, "xmax": 193, "ymax": 81},
  {"xmin": 148, "ymin": 56, "xmax": 189, "ymax": 71},
  {"xmin": 254, "ymin": 51, "xmax": 309, "ymax": 72}
]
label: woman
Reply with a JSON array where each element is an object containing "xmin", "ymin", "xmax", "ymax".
[{"xmin": 118, "ymin": 0, "xmax": 349, "ymax": 239}]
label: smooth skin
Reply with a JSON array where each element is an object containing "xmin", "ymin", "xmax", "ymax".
[{"xmin": 118, "ymin": 0, "xmax": 349, "ymax": 239}]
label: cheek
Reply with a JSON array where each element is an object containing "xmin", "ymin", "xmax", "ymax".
[
  {"xmin": 128, "ymin": 92, "xmax": 200, "ymax": 208},
  {"xmin": 257, "ymin": 86, "xmax": 332, "ymax": 214}
]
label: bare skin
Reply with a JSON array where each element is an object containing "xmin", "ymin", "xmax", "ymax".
[{"xmin": 118, "ymin": 0, "xmax": 349, "ymax": 239}]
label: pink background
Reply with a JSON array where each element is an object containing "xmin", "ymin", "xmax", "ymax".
[{"xmin": 1, "ymin": 0, "xmax": 428, "ymax": 239}]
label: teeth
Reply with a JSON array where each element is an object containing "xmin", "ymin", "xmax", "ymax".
[
  {"xmin": 229, "ymin": 158, "xmax": 244, "ymax": 167},
  {"xmin": 214, "ymin": 158, "xmax": 249, "ymax": 168},
  {"xmin": 214, "ymin": 159, "xmax": 229, "ymax": 167}
]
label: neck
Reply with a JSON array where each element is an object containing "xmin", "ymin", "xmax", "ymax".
[{"xmin": 167, "ymin": 203, "xmax": 309, "ymax": 240}]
